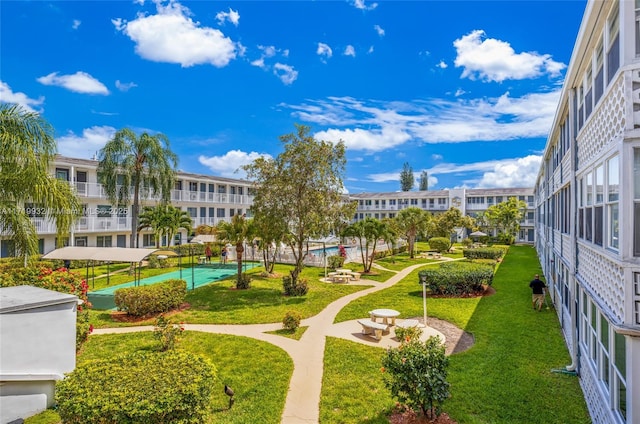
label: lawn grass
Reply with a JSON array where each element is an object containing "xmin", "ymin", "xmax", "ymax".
[
  {"xmin": 89, "ymin": 264, "xmax": 367, "ymax": 328},
  {"xmin": 323, "ymin": 245, "xmax": 590, "ymax": 423},
  {"xmin": 26, "ymin": 331, "xmax": 293, "ymax": 424},
  {"xmin": 266, "ymin": 326, "xmax": 308, "ymax": 340}
]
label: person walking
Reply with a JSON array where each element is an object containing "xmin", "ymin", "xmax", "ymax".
[
  {"xmin": 205, "ymin": 244, "xmax": 212, "ymax": 263},
  {"xmin": 529, "ymin": 274, "xmax": 547, "ymax": 312}
]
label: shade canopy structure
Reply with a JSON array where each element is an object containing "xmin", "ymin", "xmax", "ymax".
[
  {"xmin": 469, "ymin": 231, "xmax": 488, "ymax": 238},
  {"xmin": 191, "ymin": 234, "xmax": 217, "ymax": 243},
  {"xmin": 42, "ymin": 246, "xmax": 159, "ymax": 263}
]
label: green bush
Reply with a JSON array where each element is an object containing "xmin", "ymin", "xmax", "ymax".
[
  {"xmin": 282, "ymin": 310, "xmax": 302, "ymax": 331},
  {"xmin": 153, "ymin": 315, "xmax": 185, "ymax": 351},
  {"xmin": 462, "ymin": 247, "xmax": 504, "ymax": 260},
  {"xmin": 146, "ymin": 255, "xmax": 170, "ymax": 269},
  {"xmin": 428, "ymin": 237, "xmax": 450, "ymax": 253},
  {"xmin": 461, "ymin": 237, "xmax": 473, "ymax": 247},
  {"xmin": 282, "ymin": 276, "xmax": 308, "ymax": 296},
  {"xmin": 496, "ymin": 232, "xmax": 515, "ymax": 245},
  {"xmin": 382, "ymin": 336, "xmax": 450, "ymax": 419},
  {"xmin": 327, "ymin": 255, "xmax": 345, "ymax": 269},
  {"xmin": 395, "ymin": 325, "xmax": 423, "ymax": 343},
  {"xmin": 418, "ymin": 262, "xmax": 494, "ymax": 296},
  {"xmin": 56, "ymin": 350, "xmax": 216, "ymax": 424},
  {"xmin": 115, "ymin": 279, "xmax": 186, "ymax": 316},
  {"xmin": 236, "ymin": 272, "xmax": 252, "ymax": 289}
]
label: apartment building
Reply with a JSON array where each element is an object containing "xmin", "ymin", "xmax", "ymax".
[
  {"xmin": 535, "ymin": 1, "xmax": 639, "ymax": 422},
  {"xmin": 0, "ymin": 155, "xmax": 255, "ymax": 257},
  {"xmin": 350, "ymin": 187, "xmax": 536, "ymax": 243}
]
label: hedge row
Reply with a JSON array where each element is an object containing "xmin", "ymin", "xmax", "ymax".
[
  {"xmin": 56, "ymin": 350, "xmax": 216, "ymax": 424},
  {"xmin": 418, "ymin": 262, "xmax": 494, "ymax": 296},
  {"xmin": 462, "ymin": 247, "xmax": 505, "ymax": 260},
  {"xmin": 115, "ymin": 279, "xmax": 186, "ymax": 316}
]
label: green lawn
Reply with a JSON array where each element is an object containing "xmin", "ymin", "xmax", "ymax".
[
  {"xmin": 322, "ymin": 245, "xmax": 591, "ymax": 423},
  {"xmin": 25, "ymin": 331, "xmax": 293, "ymax": 424}
]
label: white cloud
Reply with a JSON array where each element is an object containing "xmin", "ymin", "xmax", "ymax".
[
  {"xmin": 367, "ymin": 46, "xmax": 374, "ymax": 54},
  {"xmin": 475, "ymin": 155, "xmax": 542, "ymax": 188},
  {"xmin": 56, "ymin": 126, "xmax": 116, "ymax": 159},
  {"xmin": 353, "ymin": 0, "xmax": 378, "ymax": 10},
  {"xmin": 431, "ymin": 153, "xmax": 443, "ymax": 161},
  {"xmin": 454, "ymin": 30, "xmax": 566, "ymax": 82},
  {"xmin": 215, "ymin": 8, "xmax": 240, "ymax": 26},
  {"xmin": 454, "ymin": 88, "xmax": 466, "ymax": 97},
  {"xmin": 284, "ymin": 89, "xmax": 560, "ymax": 151},
  {"xmin": 251, "ymin": 58, "xmax": 265, "ymax": 69},
  {"xmin": 113, "ymin": 1, "xmax": 237, "ymax": 68},
  {"xmin": 436, "ymin": 60, "xmax": 447, "ymax": 69},
  {"xmin": 317, "ymin": 42, "xmax": 333, "ymax": 61},
  {"xmin": 72, "ymin": 19, "xmax": 81, "ymax": 29},
  {"xmin": 0, "ymin": 81, "xmax": 44, "ymax": 113},
  {"xmin": 344, "ymin": 45, "xmax": 356, "ymax": 57},
  {"xmin": 373, "ymin": 24, "xmax": 385, "ymax": 37},
  {"xmin": 115, "ymin": 80, "xmax": 138, "ymax": 91},
  {"xmin": 37, "ymin": 71, "xmax": 109, "ymax": 95},
  {"xmin": 273, "ymin": 63, "xmax": 298, "ymax": 85},
  {"xmin": 198, "ymin": 150, "xmax": 272, "ymax": 178}
]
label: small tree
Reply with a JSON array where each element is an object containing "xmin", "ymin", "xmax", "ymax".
[
  {"xmin": 418, "ymin": 170, "xmax": 429, "ymax": 191},
  {"xmin": 394, "ymin": 207, "xmax": 430, "ymax": 258},
  {"xmin": 399, "ymin": 162, "xmax": 414, "ymax": 191},
  {"xmin": 382, "ymin": 336, "xmax": 450, "ymax": 420}
]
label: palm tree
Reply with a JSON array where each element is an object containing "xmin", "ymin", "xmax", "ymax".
[
  {"xmin": 215, "ymin": 214, "xmax": 255, "ymax": 288},
  {"xmin": 395, "ymin": 207, "xmax": 430, "ymax": 258},
  {"xmin": 137, "ymin": 205, "xmax": 166, "ymax": 247},
  {"xmin": 342, "ymin": 217, "xmax": 389, "ymax": 273},
  {"xmin": 97, "ymin": 128, "xmax": 178, "ymax": 248},
  {"xmin": 0, "ymin": 104, "xmax": 81, "ymax": 260},
  {"xmin": 163, "ymin": 205, "xmax": 192, "ymax": 247}
]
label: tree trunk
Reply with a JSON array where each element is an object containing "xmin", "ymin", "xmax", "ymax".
[{"xmin": 236, "ymin": 243, "xmax": 244, "ymax": 286}]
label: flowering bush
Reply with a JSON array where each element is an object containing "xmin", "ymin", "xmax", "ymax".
[
  {"xmin": 381, "ymin": 336, "xmax": 450, "ymax": 420},
  {"xmin": 282, "ymin": 310, "xmax": 302, "ymax": 331},
  {"xmin": 153, "ymin": 315, "xmax": 185, "ymax": 351}
]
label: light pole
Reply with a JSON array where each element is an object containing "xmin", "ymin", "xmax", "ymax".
[{"xmin": 419, "ymin": 272, "xmax": 428, "ymax": 327}]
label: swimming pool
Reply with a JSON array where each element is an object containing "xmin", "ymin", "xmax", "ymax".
[{"xmin": 88, "ymin": 262, "xmax": 260, "ymax": 309}]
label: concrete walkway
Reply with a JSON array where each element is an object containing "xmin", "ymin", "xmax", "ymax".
[{"xmin": 92, "ymin": 258, "xmax": 455, "ymax": 423}]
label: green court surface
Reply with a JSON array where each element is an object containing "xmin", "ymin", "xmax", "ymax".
[{"xmin": 88, "ymin": 262, "xmax": 260, "ymax": 310}]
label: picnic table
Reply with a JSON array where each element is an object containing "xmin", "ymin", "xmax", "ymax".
[
  {"xmin": 329, "ymin": 269, "xmax": 361, "ymax": 283},
  {"xmin": 369, "ymin": 308, "xmax": 400, "ymax": 326}
]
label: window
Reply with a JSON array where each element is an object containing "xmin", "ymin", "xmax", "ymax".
[
  {"xmin": 578, "ymin": 84, "xmax": 584, "ymax": 130},
  {"xmin": 200, "ymin": 183, "xmax": 206, "ymax": 192},
  {"xmin": 438, "ymin": 198, "xmax": 447, "ymax": 205},
  {"xmin": 218, "ymin": 185, "xmax": 226, "ymax": 194},
  {"xmin": 595, "ymin": 165, "xmax": 604, "ymax": 204},
  {"xmin": 599, "ymin": 315, "xmax": 610, "ymax": 389},
  {"xmin": 636, "ymin": 0, "xmax": 640, "ymax": 56},
  {"xmin": 410, "ymin": 199, "xmax": 418, "ymax": 205},
  {"xmin": 200, "ymin": 207, "xmax": 207, "ymax": 217},
  {"xmin": 174, "ymin": 180, "xmax": 183, "ymax": 190},
  {"xmin": 55, "ymin": 168, "xmax": 69, "ymax": 181},
  {"xmin": 97, "ymin": 235, "xmax": 112, "ymax": 247},
  {"xmin": 142, "ymin": 234, "xmax": 155, "ymax": 247},
  {"xmin": 608, "ymin": 155, "xmax": 619, "ymax": 249},
  {"xmin": 634, "ymin": 149, "xmax": 640, "ymax": 255},
  {"xmin": 389, "ymin": 199, "xmax": 396, "ymax": 205},
  {"xmin": 614, "ymin": 332, "xmax": 627, "ymax": 419},
  {"xmin": 75, "ymin": 236, "xmax": 87, "ymax": 247},
  {"xmin": 585, "ymin": 207, "xmax": 593, "ymax": 242},
  {"xmin": 189, "ymin": 182, "xmax": 197, "ymax": 192},
  {"xmin": 97, "ymin": 205, "xmax": 112, "ymax": 218},
  {"xmin": 585, "ymin": 68, "xmax": 593, "ymax": 120},
  {"xmin": 586, "ymin": 172, "xmax": 593, "ymax": 206},
  {"xmin": 595, "ymin": 42, "xmax": 604, "ymax": 104},
  {"xmin": 216, "ymin": 208, "xmax": 225, "ymax": 218},
  {"xmin": 607, "ymin": 4, "xmax": 620, "ymax": 84},
  {"xmin": 187, "ymin": 207, "xmax": 197, "ymax": 218}
]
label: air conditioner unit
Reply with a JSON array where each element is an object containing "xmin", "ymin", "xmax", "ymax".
[
  {"xmin": 101, "ymin": 221, "xmax": 112, "ymax": 229},
  {"xmin": 190, "ymin": 193, "xmax": 197, "ymax": 201}
]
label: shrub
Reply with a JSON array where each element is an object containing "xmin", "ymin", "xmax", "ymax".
[
  {"xmin": 428, "ymin": 237, "xmax": 450, "ymax": 253},
  {"xmin": 418, "ymin": 262, "xmax": 494, "ymax": 296},
  {"xmin": 153, "ymin": 315, "xmax": 185, "ymax": 351},
  {"xmin": 382, "ymin": 336, "xmax": 450, "ymax": 420},
  {"xmin": 115, "ymin": 279, "xmax": 186, "ymax": 316},
  {"xmin": 147, "ymin": 255, "xmax": 170, "ymax": 269},
  {"xmin": 283, "ymin": 276, "xmax": 309, "ymax": 296},
  {"xmin": 461, "ymin": 237, "xmax": 473, "ymax": 247},
  {"xmin": 496, "ymin": 232, "xmax": 515, "ymax": 245},
  {"xmin": 282, "ymin": 310, "xmax": 302, "ymax": 331},
  {"xmin": 462, "ymin": 247, "xmax": 504, "ymax": 260},
  {"xmin": 56, "ymin": 350, "xmax": 216, "ymax": 424},
  {"xmin": 327, "ymin": 255, "xmax": 345, "ymax": 270},
  {"xmin": 395, "ymin": 325, "xmax": 423, "ymax": 342},
  {"xmin": 236, "ymin": 272, "xmax": 252, "ymax": 289}
]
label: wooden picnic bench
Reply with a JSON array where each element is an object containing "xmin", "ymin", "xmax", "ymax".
[{"xmin": 357, "ymin": 319, "xmax": 389, "ymax": 340}]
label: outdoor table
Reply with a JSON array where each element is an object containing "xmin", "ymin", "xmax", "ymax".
[{"xmin": 369, "ymin": 308, "xmax": 401, "ymax": 326}]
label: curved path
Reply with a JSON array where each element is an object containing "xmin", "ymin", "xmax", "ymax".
[{"xmin": 93, "ymin": 258, "xmax": 456, "ymax": 423}]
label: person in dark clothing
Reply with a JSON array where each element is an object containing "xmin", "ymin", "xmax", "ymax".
[{"xmin": 529, "ymin": 274, "xmax": 546, "ymax": 312}]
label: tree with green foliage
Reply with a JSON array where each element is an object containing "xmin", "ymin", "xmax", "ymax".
[
  {"xmin": 429, "ymin": 207, "xmax": 475, "ymax": 250},
  {"xmin": 484, "ymin": 196, "xmax": 527, "ymax": 243},
  {"xmin": 137, "ymin": 205, "xmax": 166, "ymax": 247},
  {"xmin": 164, "ymin": 205, "xmax": 192, "ymax": 247},
  {"xmin": 342, "ymin": 217, "xmax": 390, "ymax": 273},
  {"xmin": 97, "ymin": 128, "xmax": 178, "ymax": 248},
  {"xmin": 215, "ymin": 214, "xmax": 256, "ymax": 288},
  {"xmin": 400, "ymin": 162, "xmax": 414, "ymax": 191},
  {"xmin": 0, "ymin": 104, "xmax": 82, "ymax": 260},
  {"xmin": 395, "ymin": 207, "xmax": 430, "ymax": 258},
  {"xmin": 243, "ymin": 124, "xmax": 352, "ymax": 283},
  {"xmin": 419, "ymin": 170, "xmax": 429, "ymax": 191}
]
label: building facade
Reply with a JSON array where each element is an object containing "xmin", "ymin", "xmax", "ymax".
[
  {"xmin": 0, "ymin": 155, "xmax": 255, "ymax": 257},
  {"xmin": 535, "ymin": 1, "xmax": 640, "ymax": 422},
  {"xmin": 350, "ymin": 187, "xmax": 536, "ymax": 243}
]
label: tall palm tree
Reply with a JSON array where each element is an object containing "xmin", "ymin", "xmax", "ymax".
[
  {"xmin": 97, "ymin": 128, "xmax": 177, "ymax": 248},
  {"xmin": 342, "ymin": 217, "xmax": 389, "ymax": 273},
  {"xmin": 395, "ymin": 207, "xmax": 430, "ymax": 258},
  {"xmin": 137, "ymin": 205, "xmax": 166, "ymax": 247},
  {"xmin": 215, "ymin": 214, "xmax": 255, "ymax": 288},
  {"xmin": 0, "ymin": 104, "xmax": 81, "ymax": 260}
]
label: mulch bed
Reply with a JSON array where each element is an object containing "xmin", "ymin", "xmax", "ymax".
[{"xmin": 110, "ymin": 303, "xmax": 191, "ymax": 323}]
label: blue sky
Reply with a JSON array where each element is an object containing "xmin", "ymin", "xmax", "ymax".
[{"xmin": 1, "ymin": 0, "xmax": 586, "ymax": 193}]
